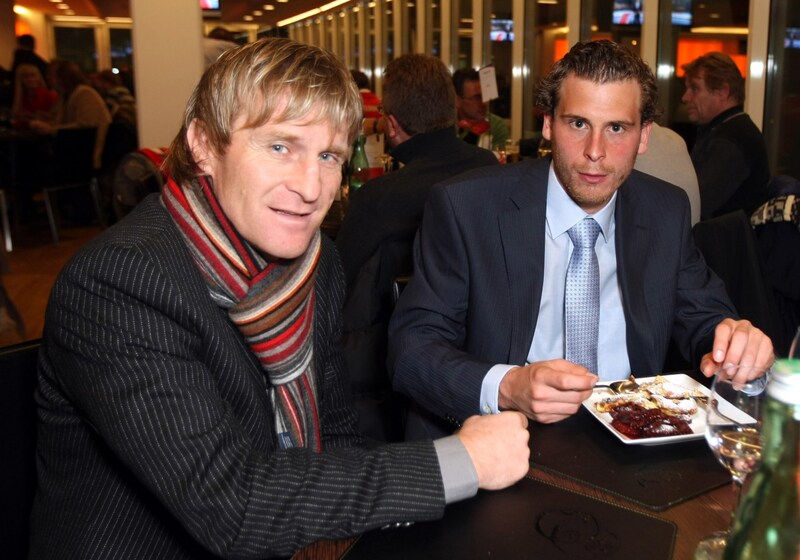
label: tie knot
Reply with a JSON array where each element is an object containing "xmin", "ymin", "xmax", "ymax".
[{"xmin": 568, "ymin": 218, "xmax": 601, "ymax": 249}]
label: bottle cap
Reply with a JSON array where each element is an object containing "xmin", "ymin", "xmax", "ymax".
[{"xmin": 767, "ymin": 359, "xmax": 800, "ymax": 405}]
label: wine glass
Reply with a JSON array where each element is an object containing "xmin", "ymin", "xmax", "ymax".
[
  {"xmin": 694, "ymin": 364, "xmax": 770, "ymax": 560},
  {"xmin": 790, "ymin": 326, "xmax": 800, "ymax": 359}
]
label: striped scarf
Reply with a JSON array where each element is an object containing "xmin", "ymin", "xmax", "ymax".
[{"xmin": 162, "ymin": 175, "xmax": 322, "ymax": 451}]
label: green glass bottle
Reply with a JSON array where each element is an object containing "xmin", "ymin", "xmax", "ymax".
[
  {"xmin": 723, "ymin": 359, "xmax": 800, "ymax": 560},
  {"xmin": 348, "ymin": 134, "xmax": 370, "ymax": 193}
]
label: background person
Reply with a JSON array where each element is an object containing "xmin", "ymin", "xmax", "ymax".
[
  {"xmin": 29, "ymin": 60, "xmax": 112, "ymax": 170},
  {"xmin": 29, "ymin": 38, "xmax": 530, "ymax": 559},
  {"xmin": 681, "ymin": 52, "xmax": 770, "ymax": 220},
  {"xmin": 10, "ymin": 63, "xmax": 57, "ymax": 128},
  {"xmin": 336, "ymin": 54, "xmax": 499, "ymax": 444},
  {"xmin": 388, "ymin": 40, "xmax": 773, "ymax": 440},
  {"xmin": 453, "ymin": 67, "xmax": 509, "ymax": 151}
]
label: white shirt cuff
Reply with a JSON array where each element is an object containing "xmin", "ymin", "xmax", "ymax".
[{"xmin": 479, "ymin": 364, "xmax": 516, "ymax": 414}]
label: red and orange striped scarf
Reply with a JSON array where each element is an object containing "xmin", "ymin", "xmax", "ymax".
[{"xmin": 162, "ymin": 175, "xmax": 322, "ymax": 451}]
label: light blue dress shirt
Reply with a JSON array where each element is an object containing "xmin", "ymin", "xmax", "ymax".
[{"xmin": 479, "ymin": 165, "xmax": 631, "ymax": 415}]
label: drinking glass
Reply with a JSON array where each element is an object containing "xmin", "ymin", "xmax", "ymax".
[
  {"xmin": 694, "ymin": 364, "xmax": 770, "ymax": 559},
  {"xmin": 789, "ymin": 326, "xmax": 800, "ymax": 359}
]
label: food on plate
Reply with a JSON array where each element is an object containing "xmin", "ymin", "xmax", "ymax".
[
  {"xmin": 594, "ymin": 375, "xmax": 703, "ymax": 438},
  {"xmin": 608, "ymin": 403, "xmax": 694, "ymax": 439}
]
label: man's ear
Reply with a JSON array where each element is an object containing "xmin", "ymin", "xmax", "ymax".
[
  {"xmin": 383, "ymin": 114, "xmax": 400, "ymax": 139},
  {"xmin": 186, "ymin": 120, "xmax": 214, "ymax": 175},
  {"xmin": 542, "ymin": 114, "xmax": 553, "ymax": 141},
  {"xmin": 637, "ymin": 121, "xmax": 653, "ymax": 155}
]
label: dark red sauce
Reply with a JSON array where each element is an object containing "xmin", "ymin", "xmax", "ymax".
[{"xmin": 609, "ymin": 403, "xmax": 693, "ymax": 439}]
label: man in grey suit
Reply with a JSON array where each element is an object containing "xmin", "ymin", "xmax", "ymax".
[
  {"xmin": 388, "ymin": 40, "xmax": 774, "ymax": 440},
  {"xmin": 30, "ymin": 38, "xmax": 529, "ymax": 559}
]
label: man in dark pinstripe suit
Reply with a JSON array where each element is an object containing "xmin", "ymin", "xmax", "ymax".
[
  {"xmin": 29, "ymin": 38, "xmax": 530, "ymax": 559},
  {"xmin": 388, "ymin": 40, "xmax": 774, "ymax": 441}
]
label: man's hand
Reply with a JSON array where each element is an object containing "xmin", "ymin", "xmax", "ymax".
[
  {"xmin": 457, "ymin": 412, "xmax": 530, "ymax": 491},
  {"xmin": 699, "ymin": 318, "xmax": 775, "ymax": 383},
  {"xmin": 498, "ymin": 359, "xmax": 597, "ymax": 423}
]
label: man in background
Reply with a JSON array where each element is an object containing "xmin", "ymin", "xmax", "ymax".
[
  {"xmin": 682, "ymin": 52, "xmax": 770, "ymax": 220},
  {"xmin": 453, "ymin": 67, "xmax": 509, "ymax": 151},
  {"xmin": 336, "ymin": 54, "xmax": 498, "ymax": 444},
  {"xmin": 389, "ymin": 40, "xmax": 773, "ymax": 440},
  {"xmin": 29, "ymin": 38, "xmax": 529, "ymax": 559}
]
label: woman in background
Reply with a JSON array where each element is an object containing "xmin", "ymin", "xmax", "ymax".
[{"xmin": 10, "ymin": 63, "xmax": 57, "ymax": 128}]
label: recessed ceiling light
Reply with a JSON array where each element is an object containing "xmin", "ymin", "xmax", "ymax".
[
  {"xmin": 244, "ymin": 15, "xmax": 253, "ymax": 20},
  {"xmin": 263, "ymin": 3, "xmax": 274, "ymax": 8},
  {"xmin": 57, "ymin": 3, "xmax": 69, "ymax": 9},
  {"xmin": 253, "ymin": 9, "xmax": 263, "ymax": 15}
]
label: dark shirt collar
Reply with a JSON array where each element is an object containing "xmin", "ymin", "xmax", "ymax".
[
  {"xmin": 389, "ymin": 126, "xmax": 460, "ymax": 164},
  {"xmin": 704, "ymin": 104, "xmax": 745, "ymax": 131}
]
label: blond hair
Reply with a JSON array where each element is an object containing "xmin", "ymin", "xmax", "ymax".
[{"xmin": 165, "ymin": 37, "xmax": 362, "ymax": 185}]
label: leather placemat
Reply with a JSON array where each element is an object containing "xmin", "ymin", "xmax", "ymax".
[
  {"xmin": 529, "ymin": 407, "xmax": 730, "ymax": 511},
  {"xmin": 342, "ymin": 476, "xmax": 676, "ymax": 560}
]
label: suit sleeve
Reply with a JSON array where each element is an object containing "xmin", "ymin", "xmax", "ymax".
[
  {"xmin": 40, "ymin": 239, "xmax": 445, "ymax": 559},
  {"xmin": 388, "ymin": 185, "xmax": 496, "ymax": 425}
]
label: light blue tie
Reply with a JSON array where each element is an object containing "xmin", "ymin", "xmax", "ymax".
[{"xmin": 565, "ymin": 217, "xmax": 602, "ymax": 373}]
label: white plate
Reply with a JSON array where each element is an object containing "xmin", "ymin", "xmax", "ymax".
[{"xmin": 582, "ymin": 373, "xmax": 710, "ymax": 446}]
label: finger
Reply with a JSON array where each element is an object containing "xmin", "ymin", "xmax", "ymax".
[
  {"xmin": 711, "ymin": 319, "xmax": 736, "ymax": 363},
  {"xmin": 717, "ymin": 321, "xmax": 753, "ymax": 366},
  {"xmin": 699, "ymin": 353, "xmax": 717, "ymax": 377}
]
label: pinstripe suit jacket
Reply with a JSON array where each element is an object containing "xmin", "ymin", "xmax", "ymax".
[
  {"xmin": 30, "ymin": 195, "xmax": 445, "ymax": 559},
  {"xmin": 388, "ymin": 158, "xmax": 736, "ymax": 435}
]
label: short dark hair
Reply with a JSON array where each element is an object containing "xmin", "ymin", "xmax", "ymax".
[
  {"xmin": 682, "ymin": 52, "xmax": 745, "ymax": 104},
  {"xmin": 452, "ymin": 67, "xmax": 480, "ymax": 98},
  {"xmin": 17, "ymin": 34, "xmax": 35, "ymax": 49},
  {"xmin": 535, "ymin": 40, "xmax": 660, "ymax": 125},
  {"xmin": 382, "ymin": 54, "xmax": 456, "ymax": 135},
  {"xmin": 350, "ymin": 70, "xmax": 370, "ymax": 90}
]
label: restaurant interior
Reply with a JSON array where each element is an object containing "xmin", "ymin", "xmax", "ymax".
[{"xmin": 1, "ymin": 0, "xmax": 799, "ymax": 559}]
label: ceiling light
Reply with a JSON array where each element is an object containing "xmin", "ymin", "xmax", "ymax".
[
  {"xmin": 57, "ymin": 3, "xmax": 69, "ymax": 9},
  {"xmin": 253, "ymin": 9, "xmax": 263, "ymax": 15},
  {"xmin": 263, "ymin": 4, "xmax": 274, "ymax": 9},
  {"xmin": 244, "ymin": 15, "xmax": 253, "ymax": 20}
]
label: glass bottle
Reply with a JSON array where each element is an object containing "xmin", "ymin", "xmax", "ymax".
[
  {"xmin": 722, "ymin": 359, "xmax": 800, "ymax": 560},
  {"xmin": 348, "ymin": 134, "xmax": 370, "ymax": 193}
]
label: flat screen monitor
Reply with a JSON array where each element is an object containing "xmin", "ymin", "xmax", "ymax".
[
  {"xmin": 490, "ymin": 19, "xmax": 514, "ymax": 42},
  {"xmin": 201, "ymin": 0, "xmax": 220, "ymax": 9},
  {"xmin": 612, "ymin": 0, "xmax": 691, "ymax": 27},
  {"xmin": 787, "ymin": 28, "xmax": 800, "ymax": 49}
]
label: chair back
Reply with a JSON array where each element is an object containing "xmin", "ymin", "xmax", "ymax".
[
  {"xmin": 693, "ymin": 210, "xmax": 783, "ymax": 348},
  {"xmin": 0, "ymin": 340, "xmax": 41, "ymax": 559},
  {"xmin": 51, "ymin": 127, "xmax": 97, "ymax": 185}
]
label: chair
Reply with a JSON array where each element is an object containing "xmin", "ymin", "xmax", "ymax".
[
  {"xmin": 36, "ymin": 127, "xmax": 105, "ymax": 244},
  {"xmin": 0, "ymin": 188, "xmax": 10, "ymax": 252},
  {"xmin": 0, "ymin": 339, "xmax": 40, "ymax": 559},
  {"xmin": 693, "ymin": 210, "xmax": 784, "ymax": 350}
]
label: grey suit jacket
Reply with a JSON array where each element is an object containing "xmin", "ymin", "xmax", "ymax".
[
  {"xmin": 388, "ymin": 158, "xmax": 735, "ymax": 434},
  {"xmin": 30, "ymin": 195, "xmax": 445, "ymax": 559}
]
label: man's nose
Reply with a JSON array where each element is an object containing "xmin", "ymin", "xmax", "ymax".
[
  {"xmin": 584, "ymin": 132, "xmax": 605, "ymax": 162},
  {"xmin": 289, "ymin": 160, "xmax": 323, "ymax": 201}
]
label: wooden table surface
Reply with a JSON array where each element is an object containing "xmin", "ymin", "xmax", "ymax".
[{"xmin": 291, "ymin": 462, "xmax": 733, "ymax": 560}]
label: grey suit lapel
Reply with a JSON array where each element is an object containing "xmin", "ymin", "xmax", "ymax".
[{"xmin": 499, "ymin": 160, "xmax": 549, "ymax": 364}]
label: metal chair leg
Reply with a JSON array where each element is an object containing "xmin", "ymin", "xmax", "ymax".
[
  {"xmin": 89, "ymin": 177, "xmax": 106, "ymax": 228},
  {"xmin": 43, "ymin": 188, "xmax": 60, "ymax": 245},
  {"xmin": 0, "ymin": 189, "xmax": 11, "ymax": 252}
]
